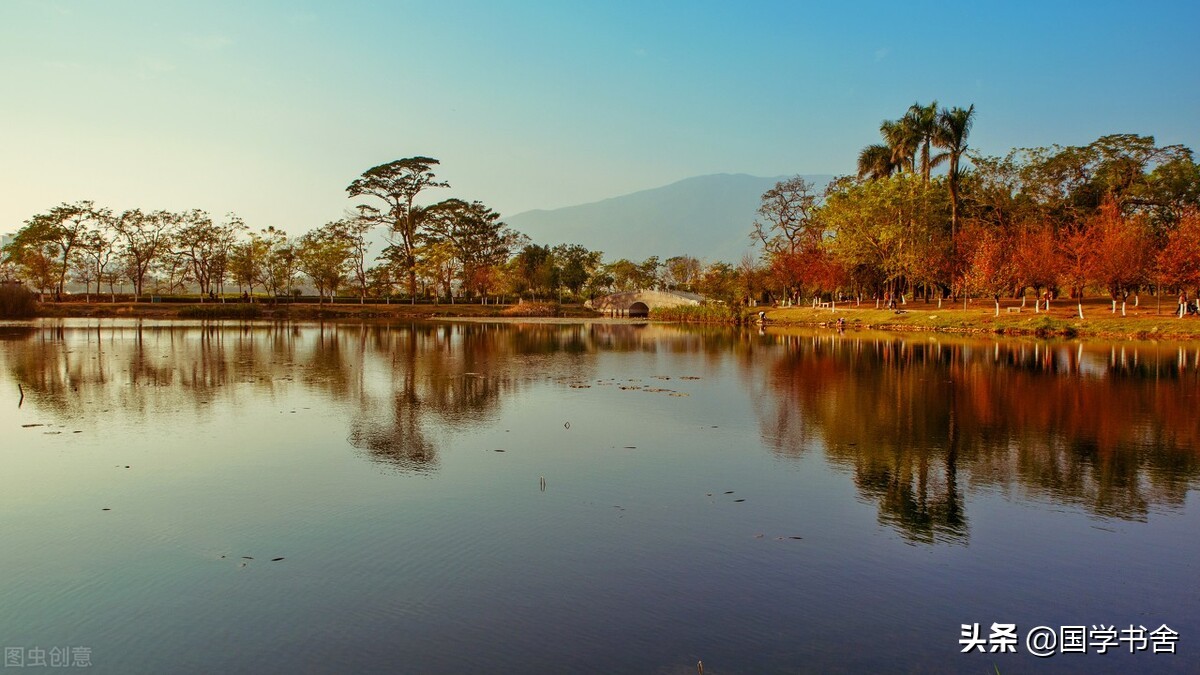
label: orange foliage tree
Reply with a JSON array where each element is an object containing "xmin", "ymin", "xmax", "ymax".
[
  {"xmin": 1157, "ymin": 209, "xmax": 1200, "ymax": 314},
  {"xmin": 1089, "ymin": 199, "xmax": 1153, "ymax": 315}
]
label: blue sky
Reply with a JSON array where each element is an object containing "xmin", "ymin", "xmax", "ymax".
[{"xmin": 2, "ymin": 0, "xmax": 1197, "ymax": 235}]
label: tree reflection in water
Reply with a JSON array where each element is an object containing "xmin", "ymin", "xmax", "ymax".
[
  {"xmin": 747, "ymin": 332, "xmax": 1200, "ymax": 543},
  {"xmin": 4, "ymin": 321, "xmax": 1198, "ymax": 546}
]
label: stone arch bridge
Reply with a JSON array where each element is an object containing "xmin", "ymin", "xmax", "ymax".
[{"xmin": 585, "ymin": 290, "xmax": 705, "ymax": 317}]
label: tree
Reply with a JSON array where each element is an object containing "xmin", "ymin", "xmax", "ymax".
[
  {"xmin": 172, "ymin": 210, "xmax": 243, "ymax": 299},
  {"xmin": 934, "ymin": 104, "xmax": 975, "ymax": 238},
  {"xmin": 1010, "ymin": 220, "xmax": 1058, "ymax": 310},
  {"xmin": 110, "ymin": 209, "xmax": 173, "ymax": 299},
  {"xmin": 333, "ymin": 215, "xmax": 373, "ymax": 303},
  {"xmin": 1056, "ymin": 220, "xmax": 1095, "ymax": 319},
  {"xmin": 8, "ymin": 201, "xmax": 102, "ymax": 297},
  {"xmin": 511, "ymin": 244, "xmax": 557, "ymax": 299},
  {"xmin": 752, "ymin": 176, "xmax": 824, "ymax": 256},
  {"xmin": 48, "ymin": 201, "xmax": 102, "ymax": 297},
  {"xmin": 880, "ymin": 119, "xmax": 918, "ymax": 174},
  {"xmin": 904, "ymin": 100, "xmax": 942, "ymax": 183},
  {"xmin": 3, "ymin": 231, "xmax": 58, "ymax": 297},
  {"xmin": 663, "ymin": 255, "xmax": 702, "ymax": 292},
  {"xmin": 414, "ymin": 237, "xmax": 459, "ymax": 303},
  {"xmin": 638, "ymin": 256, "xmax": 662, "ymax": 290},
  {"xmin": 431, "ymin": 199, "xmax": 522, "ymax": 301},
  {"xmin": 1157, "ymin": 209, "xmax": 1200, "ymax": 309},
  {"xmin": 259, "ymin": 227, "xmax": 298, "ymax": 299},
  {"xmin": 1089, "ymin": 199, "xmax": 1152, "ymax": 315},
  {"xmin": 696, "ymin": 261, "xmax": 740, "ymax": 304},
  {"xmin": 857, "ymin": 144, "xmax": 897, "ymax": 180},
  {"xmin": 961, "ymin": 223, "xmax": 1016, "ymax": 316},
  {"xmin": 229, "ymin": 231, "xmax": 270, "ymax": 300},
  {"xmin": 75, "ymin": 226, "xmax": 118, "ymax": 302},
  {"xmin": 347, "ymin": 157, "xmax": 449, "ymax": 299},
  {"xmin": 297, "ymin": 222, "xmax": 351, "ymax": 302},
  {"xmin": 822, "ymin": 175, "xmax": 950, "ymax": 300},
  {"xmin": 604, "ymin": 258, "xmax": 642, "ymax": 293},
  {"xmin": 554, "ymin": 244, "xmax": 602, "ymax": 297}
]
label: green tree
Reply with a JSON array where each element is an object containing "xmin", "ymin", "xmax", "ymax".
[
  {"xmin": 297, "ymin": 222, "xmax": 351, "ymax": 302},
  {"xmin": 229, "ymin": 231, "xmax": 271, "ymax": 300},
  {"xmin": 259, "ymin": 227, "xmax": 298, "ymax": 299},
  {"xmin": 10, "ymin": 201, "xmax": 102, "ymax": 297},
  {"xmin": 903, "ymin": 100, "xmax": 942, "ymax": 183},
  {"xmin": 857, "ymin": 144, "xmax": 898, "ymax": 180},
  {"xmin": 511, "ymin": 244, "xmax": 557, "ymax": 299},
  {"xmin": 430, "ymin": 199, "xmax": 522, "ymax": 301},
  {"xmin": 553, "ymin": 244, "xmax": 602, "ymax": 298},
  {"xmin": 347, "ymin": 157, "xmax": 449, "ymax": 298},
  {"xmin": 2, "ymin": 230, "xmax": 59, "ymax": 296}
]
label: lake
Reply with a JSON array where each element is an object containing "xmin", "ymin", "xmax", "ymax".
[{"xmin": 1, "ymin": 319, "xmax": 1198, "ymax": 674}]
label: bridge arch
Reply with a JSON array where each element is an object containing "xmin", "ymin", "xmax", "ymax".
[{"xmin": 585, "ymin": 290, "xmax": 706, "ymax": 317}]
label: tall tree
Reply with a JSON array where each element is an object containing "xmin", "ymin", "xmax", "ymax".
[
  {"xmin": 904, "ymin": 100, "xmax": 942, "ymax": 183},
  {"xmin": 934, "ymin": 104, "xmax": 975, "ymax": 238},
  {"xmin": 347, "ymin": 157, "xmax": 449, "ymax": 299}
]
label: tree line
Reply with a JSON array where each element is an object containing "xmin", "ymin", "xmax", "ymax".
[
  {"xmin": 751, "ymin": 102, "xmax": 1200, "ymax": 317},
  {"xmin": 6, "ymin": 111, "xmax": 1198, "ymax": 314},
  {"xmin": 0, "ymin": 157, "xmax": 731, "ymax": 305}
]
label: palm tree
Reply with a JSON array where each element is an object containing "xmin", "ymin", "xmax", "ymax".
[
  {"xmin": 903, "ymin": 101, "xmax": 941, "ymax": 183},
  {"xmin": 857, "ymin": 144, "xmax": 896, "ymax": 180},
  {"xmin": 934, "ymin": 104, "xmax": 976, "ymax": 238},
  {"xmin": 880, "ymin": 119, "xmax": 918, "ymax": 174}
]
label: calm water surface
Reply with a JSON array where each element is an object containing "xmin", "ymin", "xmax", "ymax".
[{"xmin": 1, "ymin": 319, "xmax": 1198, "ymax": 674}]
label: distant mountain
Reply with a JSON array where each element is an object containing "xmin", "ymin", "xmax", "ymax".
[{"xmin": 505, "ymin": 173, "xmax": 835, "ymax": 263}]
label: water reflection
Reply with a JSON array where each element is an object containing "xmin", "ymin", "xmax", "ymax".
[
  {"xmin": 4, "ymin": 320, "xmax": 1199, "ymax": 546},
  {"xmin": 748, "ymin": 332, "xmax": 1200, "ymax": 543}
]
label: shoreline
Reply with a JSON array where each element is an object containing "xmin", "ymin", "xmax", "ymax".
[
  {"xmin": 758, "ymin": 303, "xmax": 1200, "ymax": 341},
  {"xmin": 15, "ymin": 300, "xmax": 1200, "ymax": 341}
]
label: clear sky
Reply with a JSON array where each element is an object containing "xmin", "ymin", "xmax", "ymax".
[{"xmin": 2, "ymin": 0, "xmax": 1198, "ymax": 235}]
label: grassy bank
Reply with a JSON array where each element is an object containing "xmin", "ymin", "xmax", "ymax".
[{"xmin": 764, "ymin": 298, "xmax": 1200, "ymax": 340}]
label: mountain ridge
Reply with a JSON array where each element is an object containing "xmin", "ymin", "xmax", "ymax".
[{"xmin": 505, "ymin": 172, "xmax": 835, "ymax": 263}]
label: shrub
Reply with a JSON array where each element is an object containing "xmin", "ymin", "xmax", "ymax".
[
  {"xmin": 0, "ymin": 284, "xmax": 38, "ymax": 319},
  {"xmin": 177, "ymin": 304, "xmax": 263, "ymax": 319},
  {"xmin": 649, "ymin": 304, "xmax": 747, "ymax": 324},
  {"xmin": 500, "ymin": 301, "xmax": 560, "ymax": 317}
]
